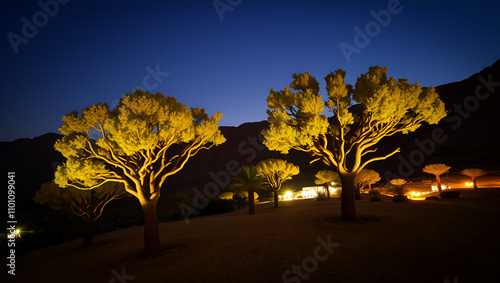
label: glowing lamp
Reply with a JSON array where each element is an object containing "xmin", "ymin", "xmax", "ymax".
[{"xmin": 465, "ymin": 182, "xmax": 473, "ymax": 187}]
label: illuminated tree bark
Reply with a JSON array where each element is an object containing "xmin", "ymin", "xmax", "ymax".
[
  {"xmin": 423, "ymin": 164, "xmax": 451, "ymax": 193},
  {"xmin": 256, "ymin": 159, "xmax": 299, "ymax": 208},
  {"xmin": 54, "ymin": 90, "xmax": 225, "ymax": 256},
  {"xmin": 263, "ymin": 67, "xmax": 446, "ymax": 221},
  {"xmin": 315, "ymin": 170, "xmax": 339, "ymax": 199}
]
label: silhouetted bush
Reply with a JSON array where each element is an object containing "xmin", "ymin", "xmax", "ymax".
[
  {"xmin": 316, "ymin": 191, "xmax": 327, "ymax": 201},
  {"xmin": 198, "ymin": 199, "xmax": 234, "ymax": 216}
]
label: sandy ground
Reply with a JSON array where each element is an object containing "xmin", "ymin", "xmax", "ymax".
[{"xmin": 6, "ymin": 189, "xmax": 500, "ymax": 283}]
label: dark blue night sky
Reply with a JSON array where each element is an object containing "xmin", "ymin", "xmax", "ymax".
[{"xmin": 1, "ymin": 0, "xmax": 499, "ymax": 141}]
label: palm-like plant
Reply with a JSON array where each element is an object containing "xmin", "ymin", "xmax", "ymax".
[
  {"xmin": 461, "ymin": 168, "xmax": 487, "ymax": 189},
  {"xmin": 422, "ymin": 163, "xmax": 451, "ymax": 193},
  {"xmin": 389, "ymin": 179, "xmax": 408, "ymax": 197},
  {"xmin": 354, "ymin": 169, "xmax": 381, "ymax": 200},
  {"xmin": 314, "ymin": 170, "xmax": 340, "ymax": 199},
  {"xmin": 230, "ymin": 165, "xmax": 266, "ymax": 215}
]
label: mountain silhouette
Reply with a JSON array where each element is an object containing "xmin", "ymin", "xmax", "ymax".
[{"xmin": 1, "ymin": 60, "xmax": 499, "ymax": 245}]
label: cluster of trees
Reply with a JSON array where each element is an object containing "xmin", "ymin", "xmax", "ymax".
[
  {"xmin": 422, "ymin": 163, "xmax": 488, "ymax": 191},
  {"xmin": 43, "ymin": 66, "xmax": 490, "ymax": 257}
]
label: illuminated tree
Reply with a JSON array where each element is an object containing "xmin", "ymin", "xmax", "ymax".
[
  {"xmin": 33, "ymin": 180, "xmax": 129, "ymax": 247},
  {"xmin": 263, "ymin": 67, "xmax": 446, "ymax": 221},
  {"xmin": 389, "ymin": 178, "xmax": 408, "ymax": 197},
  {"xmin": 314, "ymin": 170, "xmax": 340, "ymax": 199},
  {"xmin": 54, "ymin": 89, "xmax": 225, "ymax": 256},
  {"xmin": 422, "ymin": 164, "xmax": 451, "ymax": 193},
  {"xmin": 230, "ymin": 166, "xmax": 265, "ymax": 215},
  {"xmin": 354, "ymin": 169, "xmax": 381, "ymax": 200},
  {"xmin": 461, "ymin": 168, "xmax": 487, "ymax": 189},
  {"xmin": 256, "ymin": 159, "xmax": 299, "ymax": 208},
  {"xmin": 218, "ymin": 192, "xmax": 234, "ymax": 200}
]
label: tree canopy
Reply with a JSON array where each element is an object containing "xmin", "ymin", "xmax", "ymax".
[
  {"xmin": 34, "ymin": 180, "xmax": 129, "ymax": 246},
  {"xmin": 461, "ymin": 168, "xmax": 487, "ymax": 189},
  {"xmin": 230, "ymin": 165, "xmax": 266, "ymax": 215},
  {"xmin": 314, "ymin": 170, "xmax": 340, "ymax": 199},
  {"xmin": 256, "ymin": 158, "xmax": 299, "ymax": 207},
  {"xmin": 263, "ymin": 66, "xmax": 446, "ymax": 221},
  {"xmin": 422, "ymin": 163, "xmax": 451, "ymax": 193}
]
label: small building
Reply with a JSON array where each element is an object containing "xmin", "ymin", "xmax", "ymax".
[{"xmin": 299, "ymin": 186, "xmax": 337, "ymax": 199}]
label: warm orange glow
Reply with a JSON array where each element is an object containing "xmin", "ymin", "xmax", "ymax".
[{"xmin": 465, "ymin": 182, "xmax": 473, "ymax": 187}]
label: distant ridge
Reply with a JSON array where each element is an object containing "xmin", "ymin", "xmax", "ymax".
[{"xmin": 1, "ymin": 59, "xmax": 499, "ymax": 215}]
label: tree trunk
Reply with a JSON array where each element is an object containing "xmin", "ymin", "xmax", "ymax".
[
  {"xmin": 473, "ymin": 177, "xmax": 478, "ymax": 189},
  {"xmin": 368, "ymin": 183, "xmax": 372, "ymax": 191},
  {"xmin": 436, "ymin": 175, "xmax": 443, "ymax": 193},
  {"xmin": 324, "ymin": 184, "xmax": 330, "ymax": 199},
  {"xmin": 340, "ymin": 172, "xmax": 357, "ymax": 222},
  {"xmin": 82, "ymin": 221, "xmax": 93, "ymax": 247},
  {"xmin": 141, "ymin": 198, "xmax": 160, "ymax": 257},
  {"xmin": 273, "ymin": 190, "xmax": 279, "ymax": 208},
  {"xmin": 248, "ymin": 188, "xmax": 255, "ymax": 215}
]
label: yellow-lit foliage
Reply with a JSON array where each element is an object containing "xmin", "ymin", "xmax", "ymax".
[
  {"xmin": 257, "ymin": 159, "xmax": 299, "ymax": 207},
  {"xmin": 263, "ymin": 66, "xmax": 446, "ymax": 220},
  {"xmin": 354, "ymin": 169, "xmax": 381, "ymax": 191},
  {"xmin": 33, "ymin": 180, "xmax": 129, "ymax": 224},
  {"xmin": 314, "ymin": 170, "xmax": 340, "ymax": 186},
  {"xmin": 55, "ymin": 89, "xmax": 225, "ymax": 200},
  {"xmin": 460, "ymin": 168, "xmax": 487, "ymax": 179},
  {"xmin": 218, "ymin": 191, "xmax": 234, "ymax": 200},
  {"xmin": 389, "ymin": 178, "xmax": 408, "ymax": 197},
  {"xmin": 389, "ymin": 179, "xmax": 407, "ymax": 186},
  {"xmin": 422, "ymin": 163, "xmax": 451, "ymax": 176},
  {"xmin": 54, "ymin": 89, "xmax": 225, "ymax": 255},
  {"xmin": 238, "ymin": 191, "xmax": 259, "ymax": 201},
  {"xmin": 422, "ymin": 163, "xmax": 450, "ymax": 193},
  {"xmin": 256, "ymin": 159, "xmax": 299, "ymax": 192},
  {"xmin": 460, "ymin": 168, "xmax": 487, "ymax": 189}
]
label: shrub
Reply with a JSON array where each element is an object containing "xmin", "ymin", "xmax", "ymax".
[
  {"xmin": 218, "ymin": 192, "xmax": 234, "ymax": 200},
  {"xmin": 316, "ymin": 191, "xmax": 328, "ymax": 201},
  {"xmin": 198, "ymin": 199, "xmax": 234, "ymax": 216}
]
